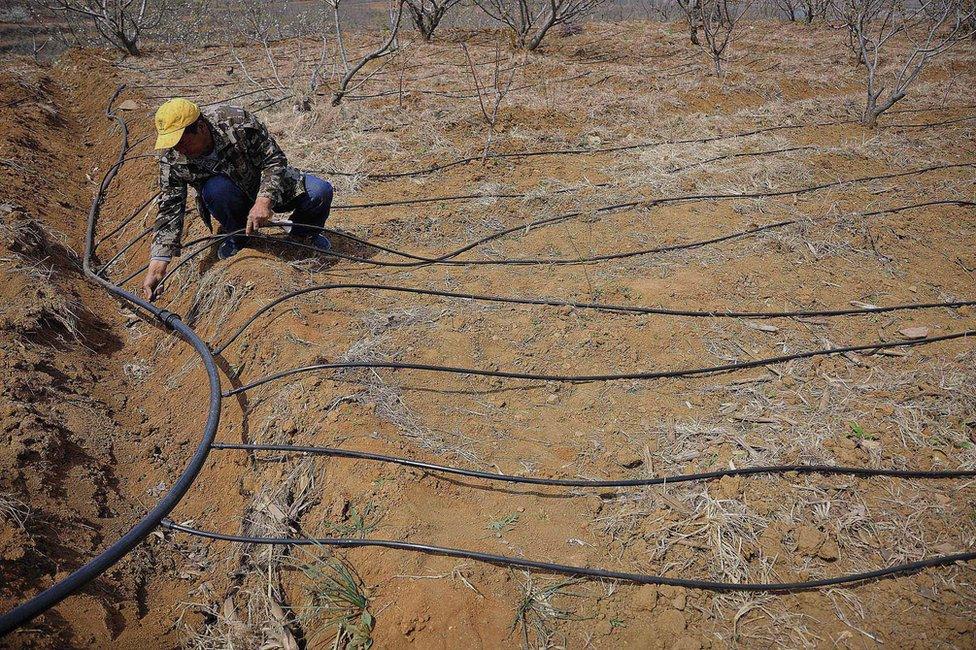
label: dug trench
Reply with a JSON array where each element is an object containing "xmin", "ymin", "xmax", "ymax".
[
  {"xmin": 3, "ymin": 28, "xmax": 976, "ymax": 649},
  {"xmin": 0, "ymin": 56, "xmax": 231, "ymax": 646}
]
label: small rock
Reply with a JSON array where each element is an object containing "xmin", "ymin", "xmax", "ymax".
[
  {"xmin": 899, "ymin": 326, "xmax": 930, "ymax": 339},
  {"xmin": 117, "ymin": 99, "xmax": 140, "ymax": 111},
  {"xmin": 580, "ymin": 134, "xmax": 603, "ymax": 148},
  {"xmin": 858, "ymin": 438, "xmax": 882, "ymax": 454}
]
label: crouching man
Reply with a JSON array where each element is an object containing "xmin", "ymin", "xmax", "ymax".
[{"xmin": 142, "ymin": 98, "xmax": 333, "ymax": 300}]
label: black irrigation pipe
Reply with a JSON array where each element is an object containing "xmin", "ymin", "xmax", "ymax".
[
  {"xmin": 119, "ymin": 168, "xmax": 976, "ymax": 292},
  {"xmin": 95, "ymin": 192, "xmax": 160, "ymax": 248},
  {"xmin": 345, "ymin": 70, "xmax": 594, "ymax": 102},
  {"xmin": 161, "ymin": 520, "xmax": 976, "ymax": 593},
  {"xmin": 18, "ymin": 85, "xmax": 970, "ymax": 624},
  {"xmin": 144, "ymin": 216, "xmax": 791, "ymax": 295},
  {"xmin": 322, "ymin": 115, "xmax": 976, "ymax": 180},
  {"xmin": 328, "ymin": 144, "xmax": 810, "ymax": 211},
  {"xmin": 224, "ymin": 329, "xmax": 976, "ymax": 397},
  {"xmin": 212, "ymin": 281, "xmax": 976, "ymax": 356},
  {"xmin": 127, "ymin": 192, "xmax": 975, "ymax": 297},
  {"xmin": 0, "ymin": 87, "xmax": 223, "ymax": 635},
  {"xmin": 213, "ymin": 442, "xmax": 976, "ymax": 486}
]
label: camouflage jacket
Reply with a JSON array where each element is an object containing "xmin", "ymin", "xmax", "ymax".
[{"xmin": 151, "ymin": 105, "xmax": 305, "ymax": 259}]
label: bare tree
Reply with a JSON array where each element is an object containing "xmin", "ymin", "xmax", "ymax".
[
  {"xmin": 699, "ymin": 0, "xmax": 753, "ymax": 75},
  {"xmin": 462, "ymin": 42, "xmax": 517, "ymax": 158},
  {"xmin": 846, "ymin": 0, "xmax": 975, "ymax": 126},
  {"xmin": 405, "ymin": 0, "xmax": 462, "ymax": 40},
  {"xmin": 801, "ymin": 0, "xmax": 830, "ymax": 21},
  {"xmin": 774, "ymin": 0, "xmax": 801, "ymax": 20},
  {"xmin": 29, "ymin": 0, "xmax": 166, "ymax": 56},
  {"xmin": 228, "ymin": 0, "xmax": 330, "ymax": 113},
  {"xmin": 330, "ymin": 0, "xmax": 406, "ymax": 106},
  {"xmin": 474, "ymin": 0, "xmax": 609, "ymax": 51},
  {"xmin": 674, "ymin": 0, "xmax": 703, "ymax": 43}
]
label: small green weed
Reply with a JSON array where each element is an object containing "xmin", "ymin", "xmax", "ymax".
[
  {"xmin": 291, "ymin": 550, "xmax": 374, "ymax": 649},
  {"xmin": 323, "ymin": 503, "xmax": 381, "ymax": 539},
  {"xmin": 849, "ymin": 421, "xmax": 877, "ymax": 441},
  {"xmin": 488, "ymin": 512, "xmax": 520, "ymax": 534}
]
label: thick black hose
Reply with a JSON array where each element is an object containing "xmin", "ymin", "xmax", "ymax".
[
  {"xmin": 0, "ymin": 87, "xmax": 223, "ymax": 636},
  {"xmin": 323, "ymin": 118, "xmax": 975, "ymax": 180},
  {"xmin": 161, "ymin": 520, "xmax": 976, "ymax": 593},
  {"xmin": 212, "ymin": 442, "xmax": 976, "ymax": 486},
  {"xmin": 126, "ymin": 216, "xmax": 792, "ymax": 296},
  {"xmin": 211, "ymin": 281, "xmax": 976, "ymax": 355},
  {"xmin": 112, "ymin": 197, "xmax": 975, "ymax": 290},
  {"xmin": 223, "ymin": 329, "xmax": 976, "ymax": 396}
]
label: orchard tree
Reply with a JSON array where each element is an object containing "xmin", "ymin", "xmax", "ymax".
[
  {"xmin": 29, "ymin": 0, "xmax": 167, "ymax": 56},
  {"xmin": 404, "ymin": 0, "xmax": 462, "ymax": 40},
  {"xmin": 474, "ymin": 0, "xmax": 609, "ymax": 50},
  {"xmin": 699, "ymin": 0, "xmax": 753, "ymax": 75},
  {"xmin": 674, "ymin": 0, "xmax": 704, "ymax": 43},
  {"xmin": 845, "ymin": 0, "xmax": 975, "ymax": 126}
]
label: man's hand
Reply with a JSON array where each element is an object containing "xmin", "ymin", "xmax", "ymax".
[
  {"xmin": 142, "ymin": 259, "xmax": 169, "ymax": 301},
  {"xmin": 246, "ymin": 196, "xmax": 273, "ymax": 235}
]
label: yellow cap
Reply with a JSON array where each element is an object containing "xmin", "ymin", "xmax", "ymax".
[{"xmin": 154, "ymin": 98, "xmax": 201, "ymax": 149}]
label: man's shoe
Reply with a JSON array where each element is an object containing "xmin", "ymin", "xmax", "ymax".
[
  {"xmin": 307, "ymin": 233, "xmax": 332, "ymax": 252},
  {"xmin": 217, "ymin": 235, "xmax": 244, "ymax": 260},
  {"xmin": 290, "ymin": 232, "xmax": 332, "ymax": 253}
]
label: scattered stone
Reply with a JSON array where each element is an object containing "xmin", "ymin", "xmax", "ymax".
[
  {"xmin": 117, "ymin": 99, "xmax": 140, "ymax": 111},
  {"xmin": 899, "ymin": 326, "xmax": 930, "ymax": 339},
  {"xmin": 748, "ymin": 322, "xmax": 780, "ymax": 333},
  {"xmin": 580, "ymin": 134, "xmax": 603, "ymax": 148},
  {"xmin": 858, "ymin": 438, "xmax": 882, "ymax": 454}
]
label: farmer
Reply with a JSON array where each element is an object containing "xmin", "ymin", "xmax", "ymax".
[{"xmin": 142, "ymin": 98, "xmax": 333, "ymax": 300}]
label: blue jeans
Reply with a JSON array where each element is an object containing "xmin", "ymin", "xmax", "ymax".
[{"xmin": 200, "ymin": 174, "xmax": 333, "ymax": 239}]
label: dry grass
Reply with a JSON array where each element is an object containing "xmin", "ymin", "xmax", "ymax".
[
  {"xmin": 0, "ymin": 492, "xmax": 29, "ymax": 530},
  {"xmin": 105, "ymin": 18, "xmax": 976, "ymax": 647}
]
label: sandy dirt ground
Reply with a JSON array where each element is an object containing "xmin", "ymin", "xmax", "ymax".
[{"xmin": 2, "ymin": 20, "xmax": 976, "ymax": 649}]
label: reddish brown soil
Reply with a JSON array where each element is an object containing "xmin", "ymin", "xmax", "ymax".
[{"xmin": 3, "ymin": 21, "xmax": 976, "ymax": 649}]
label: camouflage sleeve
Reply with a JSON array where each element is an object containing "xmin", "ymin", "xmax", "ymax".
[
  {"xmin": 151, "ymin": 159, "xmax": 187, "ymax": 259},
  {"xmin": 240, "ymin": 109, "xmax": 288, "ymax": 205}
]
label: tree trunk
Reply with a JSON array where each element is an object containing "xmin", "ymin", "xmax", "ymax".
[{"xmin": 121, "ymin": 36, "xmax": 141, "ymax": 57}]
